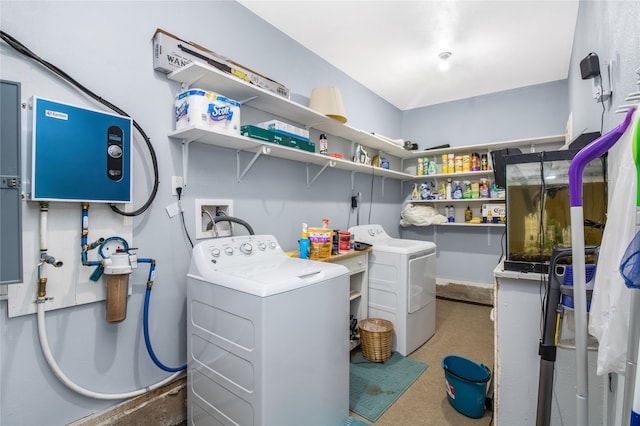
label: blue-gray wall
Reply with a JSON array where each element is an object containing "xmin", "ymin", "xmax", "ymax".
[
  {"xmin": 402, "ymin": 79, "xmax": 569, "ymax": 149},
  {"xmin": 1, "ymin": 1, "xmax": 638, "ymax": 425},
  {"xmin": 399, "ymin": 80, "xmax": 568, "ymax": 283},
  {"xmin": 0, "ymin": 2, "xmax": 402, "ymax": 425}
]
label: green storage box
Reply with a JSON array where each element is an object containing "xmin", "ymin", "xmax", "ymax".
[{"xmin": 241, "ymin": 125, "xmax": 315, "ymax": 153}]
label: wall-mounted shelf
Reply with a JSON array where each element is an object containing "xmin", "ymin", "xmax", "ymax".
[
  {"xmin": 168, "ymin": 124, "xmax": 409, "ymax": 186},
  {"xmin": 434, "ymin": 222, "xmax": 505, "ymax": 228},
  {"xmin": 166, "ymin": 62, "xmax": 566, "ymax": 191},
  {"xmin": 167, "ymin": 61, "xmax": 415, "ymax": 159},
  {"xmin": 408, "ymin": 170, "xmax": 494, "ymax": 181},
  {"xmin": 406, "ymin": 135, "xmax": 566, "ymax": 158},
  {"xmin": 410, "ymin": 198, "xmax": 503, "ymax": 204}
]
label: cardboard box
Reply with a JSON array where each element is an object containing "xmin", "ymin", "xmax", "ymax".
[
  {"xmin": 241, "ymin": 125, "xmax": 315, "ymax": 153},
  {"xmin": 257, "ymin": 120, "xmax": 310, "ymax": 141},
  {"xmin": 482, "ymin": 203, "xmax": 506, "ymax": 223},
  {"xmin": 152, "ymin": 28, "xmax": 290, "ymax": 99}
]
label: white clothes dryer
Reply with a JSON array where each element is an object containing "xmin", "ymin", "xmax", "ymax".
[
  {"xmin": 349, "ymin": 224, "xmax": 437, "ymax": 356},
  {"xmin": 186, "ymin": 235, "xmax": 349, "ymax": 425}
]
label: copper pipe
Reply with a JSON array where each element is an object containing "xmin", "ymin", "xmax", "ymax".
[{"xmin": 37, "ymin": 277, "xmax": 47, "ymax": 298}]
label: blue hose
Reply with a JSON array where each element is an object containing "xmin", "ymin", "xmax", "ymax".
[{"xmin": 143, "ymin": 288, "xmax": 186, "ymax": 372}]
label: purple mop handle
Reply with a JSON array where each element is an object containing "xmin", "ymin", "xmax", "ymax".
[{"xmin": 569, "ymin": 107, "xmax": 635, "ymax": 207}]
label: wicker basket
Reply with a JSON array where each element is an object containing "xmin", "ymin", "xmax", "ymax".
[{"xmin": 359, "ymin": 318, "xmax": 394, "ymax": 362}]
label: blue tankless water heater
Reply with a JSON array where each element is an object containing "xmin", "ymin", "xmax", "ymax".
[{"xmin": 30, "ymin": 97, "xmax": 132, "ymax": 203}]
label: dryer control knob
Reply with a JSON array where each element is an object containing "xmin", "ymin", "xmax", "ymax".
[
  {"xmin": 224, "ymin": 247, "xmax": 234, "ymax": 256},
  {"xmin": 258, "ymin": 243, "xmax": 267, "ymax": 251},
  {"xmin": 240, "ymin": 243, "xmax": 253, "ymax": 254},
  {"xmin": 210, "ymin": 248, "xmax": 221, "ymax": 258},
  {"xmin": 269, "ymin": 241, "xmax": 277, "ymax": 249}
]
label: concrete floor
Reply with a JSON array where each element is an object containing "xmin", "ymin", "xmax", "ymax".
[{"xmin": 350, "ymin": 297, "xmax": 494, "ymax": 425}]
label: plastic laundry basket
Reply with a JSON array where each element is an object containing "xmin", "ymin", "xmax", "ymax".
[{"xmin": 442, "ymin": 355, "xmax": 491, "ymax": 418}]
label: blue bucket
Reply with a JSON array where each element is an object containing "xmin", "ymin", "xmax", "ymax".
[{"xmin": 442, "ymin": 355, "xmax": 491, "ymax": 418}]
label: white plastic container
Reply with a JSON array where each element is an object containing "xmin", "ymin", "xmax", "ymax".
[{"xmin": 175, "ymin": 89, "xmax": 240, "ymax": 134}]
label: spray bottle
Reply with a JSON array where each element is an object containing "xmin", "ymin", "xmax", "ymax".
[
  {"xmin": 411, "ymin": 183, "xmax": 420, "ymax": 200},
  {"xmin": 299, "ymin": 223, "xmax": 310, "ymax": 259}
]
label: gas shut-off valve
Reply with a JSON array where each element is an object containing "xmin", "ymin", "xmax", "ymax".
[{"xmin": 102, "ymin": 248, "xmax": 137, "ymax": 323}]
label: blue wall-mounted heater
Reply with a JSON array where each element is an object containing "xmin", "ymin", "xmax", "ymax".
[{"xmin": 30, "ymin": 97, "xmax": 132, "ymax": 203}]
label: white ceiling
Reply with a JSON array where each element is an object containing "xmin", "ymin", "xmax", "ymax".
[{"xmin": 238, "ymin": 0, "xmax": 579, "ymax": 111}]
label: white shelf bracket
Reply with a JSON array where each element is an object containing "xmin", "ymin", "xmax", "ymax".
[
  {"xmin": 351, "ymin": 171, "xmax": 356, "ymax": 190},
  {"xmin": 237, "ymin": 146, "xmax": 270, "ymax": 182},
  {"xmin": 181, "ymin": 137, "xmax": 199, "ymax": 187},
  {"xmin": 238, "ymin": 95, "xmax": 259, "ymax": 105},
  {"xmin": 306, "ymin": 160, "xmax": 336, "ymax": 187},
  {"xmin": 381, "ymin": 176, "xmax": 387, "ymax": 197},
  {"xmin": 181, "ymin": 73, "xmax": 206, "ymax": 90}
]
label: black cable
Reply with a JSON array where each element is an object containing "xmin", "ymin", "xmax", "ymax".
[
  {"xmin": 599, "ymin": 79, "xmax": 606, "ymax": 135},
  {"xmin": 368, "ymin": 165, "xmax": 375, "ymax": 224},
  {"xmin": 538, "ymin": 157, "xmax": 547, "ymax": 338},
  {"xmin": 176, "ymin": 188, "xmax": 193, "ymax": 248},
  {"xmin": 0, "ymin": 30, "xmax": 159, "ymax": 217},
  {"xmin": 206, "ymin": 216, "xmax": 255, "ymax": 236}
]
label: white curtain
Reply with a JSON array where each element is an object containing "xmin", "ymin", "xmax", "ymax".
[{"xmin": 589, "ymin": 106, "xmax": 639, "ymax": 375}]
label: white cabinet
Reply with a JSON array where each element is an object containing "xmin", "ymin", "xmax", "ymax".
[
  {"xmin": 321, "ymin": 249, "xmax": 370, "ymax": 351},
  {"xmin": 166, "ymin": 61, "xmax": 414, "ymax": 184},
  {"xmin": 494, "ymin": 262, "xmax": 605, "ymax": 425}
]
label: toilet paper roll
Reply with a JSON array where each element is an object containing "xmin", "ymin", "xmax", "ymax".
[{"xmin": 175, "ymin": 89, "xmax": 241, "ymax": 135}]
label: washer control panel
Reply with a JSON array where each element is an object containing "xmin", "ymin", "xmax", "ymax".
[
  {"xmin": 349, "ymin": 224, "xmax": 390, "ymax": 244},
  {"xmin": 192, "ymin": 235, "xmax": 283, "ymax": 268}
]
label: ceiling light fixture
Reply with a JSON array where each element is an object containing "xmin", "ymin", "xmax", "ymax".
[{"xmin": 438, "ymin": 52, "xmax": 452, "ymax": 72}]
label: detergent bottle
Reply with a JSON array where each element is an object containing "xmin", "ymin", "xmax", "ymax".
[
  {"xmin": 411, "ymin": 183, "xmax": 420, "ymax": 200},
  {"xmin": 420, "ymin": 182, "xmax": 430, "ymax": 200},
  {"xmin": 299, "ymin": 223, "xmax": 310, "ymax": 259},
  {"xmin": 452, "ymin": 181, "xmax": 463, "ymax": 199},
  {"xmin": 465, "ymin": 206, "xmax": 472, "ymax": 222}
]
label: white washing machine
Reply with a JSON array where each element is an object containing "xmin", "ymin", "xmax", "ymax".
[
  {"xmin": 186, "ymin": 235, "xmax": 349, "ymax": 426},
  {"xmin": 349, "ymin": 224, "xmax": 437, "ymax": 356}
]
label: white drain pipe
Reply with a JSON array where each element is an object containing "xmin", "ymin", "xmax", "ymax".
[{"xmin": 36, "ymin": 202, "xmax": 182, "ymax": 400}]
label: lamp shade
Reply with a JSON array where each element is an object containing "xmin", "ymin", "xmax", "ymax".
[{"xmin": 308, "ymin": 87, "xmax": 347, "ymax": 123}]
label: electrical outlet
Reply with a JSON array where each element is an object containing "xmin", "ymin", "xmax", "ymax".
[
  {"xmin": 195, "ymin": 199, "xmax": 233, "ymax": 239},
  {"xmin": 171, "ymin": 176, "xmax": 184, "ymax": 196}
]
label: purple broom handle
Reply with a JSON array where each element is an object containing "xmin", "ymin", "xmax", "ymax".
[{"xmin": 569, "ymin": 107, "xmax": 635, "ymax": 207}]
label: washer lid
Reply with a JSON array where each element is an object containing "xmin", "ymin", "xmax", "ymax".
[
  {"xmin": 372, "ymin": 239, "xmax": 437, "ymax": 255},
  {"xmin": 349, "ymin": 224, "xmax": 436, "ymax": 254},
  {"xmin": 190, "ymin": 256, "xmax": 348, "ymax": 297}
]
